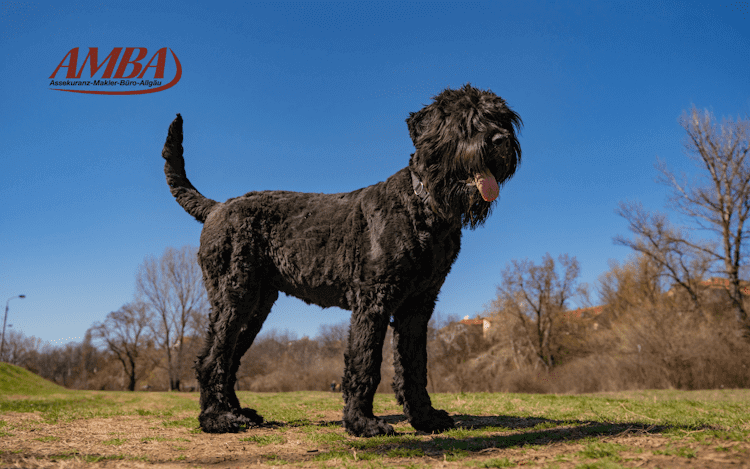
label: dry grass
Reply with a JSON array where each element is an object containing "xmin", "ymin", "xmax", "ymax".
[{"xmin": 1, "ymin": 386, "xmax": 748, "ymax": 468}]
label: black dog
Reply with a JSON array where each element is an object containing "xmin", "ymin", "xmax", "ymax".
[{"xmin": 161, "ymin": 84, "xmax": 521, "ymax": 437}]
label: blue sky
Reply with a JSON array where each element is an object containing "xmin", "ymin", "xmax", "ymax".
[{"xmin": 1, "ymin": 1, "xmax": 748, "ymax": 347}]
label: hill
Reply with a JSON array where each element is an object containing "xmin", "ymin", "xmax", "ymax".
[{"xmin": 0, "ymin": 362, "xmax": 68, "ymax": 395}]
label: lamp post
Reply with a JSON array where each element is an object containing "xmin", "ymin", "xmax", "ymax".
[{"xmin": 1, "ymin": 295, "xmax": 25, "ymax": 362}]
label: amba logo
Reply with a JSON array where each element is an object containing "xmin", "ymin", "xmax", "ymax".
[{"xmin": 49, "ymin": 47, "xmax": 182, "ymax": 95}]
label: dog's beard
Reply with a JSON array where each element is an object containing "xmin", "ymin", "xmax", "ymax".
[
  {"xmin": 424, "ymin": 172, "xmax": 494, "ymax": 229},
  {"xmin": 431, "ymin": 150, "xmax": 515, "ymax": 229},
  {"xmin": 449, "ymin": 180, "xmax": 494, "ymax": 229}
]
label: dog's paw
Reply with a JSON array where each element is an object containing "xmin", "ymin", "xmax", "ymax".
[
  {"xmin": 199, "ymin": 409, "xmax": 263, "ymax": 433},
  {"xmin": 411, "ymin": 408, "xmax": 455, "ymax": 434},
  {"xmin": 344, "ymin": 416, "xmax": 395, "ymax": 438},
  {"xmin": 199, "ymin": 411, "xmax": 245, "ymax": 433},
  {"xmin": 236, "ymin": 407, "xmax": 264, "ymax": 426}
]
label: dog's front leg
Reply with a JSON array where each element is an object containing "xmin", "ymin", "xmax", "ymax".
[
  {"xmin": 341, "ymin": 308, "xmax": 394, "ymax": 437},
  {"xmin": 391, "ymin": 296, "xmax": 455, "ymax": 434}
]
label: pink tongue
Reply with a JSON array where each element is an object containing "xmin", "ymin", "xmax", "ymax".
[{"xmin": 476, "ymin": 172, "xmax": 499, "ymax": 202}]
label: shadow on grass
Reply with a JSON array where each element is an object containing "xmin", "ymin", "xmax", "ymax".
[
  {"xmin": 447, "ymin": 414, "xmax": 675, "ymax": 449},
  {"xmin": 262, "ymin": 413, "xmax": 708, "ymax": 458}
]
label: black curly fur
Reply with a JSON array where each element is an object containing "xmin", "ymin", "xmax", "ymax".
[{"xmin": 161, "ymin": 84, "xmax": 521, "ymax": 437}]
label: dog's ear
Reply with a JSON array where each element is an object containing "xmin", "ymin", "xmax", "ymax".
[{"xmin": 406, "ymin": 107, "xmax": 430, "ymax": 146}]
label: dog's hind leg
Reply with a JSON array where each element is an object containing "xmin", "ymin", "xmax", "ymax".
[
  {"xmin": 195, "ymin": 260, "xmax": 275, "ymax": 433},
  {"xmin": 225, "ymin": 286, "xmax": 277, "ymax": 425},
  {"xmin": 391, "ymin": 293, "xmax": 455, "ymax": 434},
  {"xmin": 342, "ymin": 305, "xmax": 394, "ymax": 437},
  {"xmin": 195, "ymin": 304, "xmax": 248, "ymax": 432}
]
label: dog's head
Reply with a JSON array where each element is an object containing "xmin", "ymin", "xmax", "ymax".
[{"xmin": 407, "ymin": 83, "xmax": 522, "ymax": 229}]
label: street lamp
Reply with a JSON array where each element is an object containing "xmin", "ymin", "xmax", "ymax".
[{"xmin": 1, "ymin": 295, "xmax": 25, "ymax": 362}]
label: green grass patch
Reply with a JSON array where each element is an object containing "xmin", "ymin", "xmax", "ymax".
[
  {"xmin": 0, "ymin": 363, "xmax": 69, "ymax": 396},
  {"xmin": 386, "ymin": 447, "xmax": 424, "ymax": 457},
  {"xmin": 102, "ymin": 438, "xmax": 126, "ymax": 445},
  {"xmin": 0, "ymin": 390, "xmax": 192, "ymax": 424},
  {"xmin": 444, "ymin": 448, "xmax": 470, "ymax": 461},
  {"xmin": 312, "ymin": 449, "xmax": 355, "ymax": 461},
  {"xmin": 239, "ymin": 434, "xmax": 286, "ymax": 446},
  {"xmin": 653, "ymin": 445, "xmax": 697, "ymax": 458},
  {"xmin": 305, "ymin": 430, "xmax": 346, "ymax": 445},
  {"xmin": 161, "ymin": 416, "xmax": 198, "ymax": 428},
  {"xmin": 578, "ymin": 442, "xmax": 627, "ymax": 460},
  {"xmin": 346, "ymin": 433, "xmax": 420, "ymax": 449},
  {"xmin": 574, "ymin": 461, "xmax": 625, "ymax": 469},
  {"xmin": 431, "ymin": 390, "xmax": 750, "ymax": 429}
]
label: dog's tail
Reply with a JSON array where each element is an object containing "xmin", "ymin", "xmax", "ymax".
[{"xmin": 162, "ymin": 114, "xmax": 218, "ymax": 224}]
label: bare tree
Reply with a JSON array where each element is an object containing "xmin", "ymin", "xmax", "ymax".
[
  {"xmin": 136, "ymin": 246, "xmax": 208, "ymax": 390},
  {"xmin": 317, "ymin": 321, "xmax": 349, "ymax": 357},
  {"xmin": 483, "ymin": 304, "xmax": 539, "ymax": 372},
  {"xmin": 614, "ymin": 202, "xmax": 714, "ymax": 313},
  {"xmin": 90, "ymin": 302, "xmax": 151, "ymax": 391},
  {"xmin": 598, "ymin": 254, "xmax": 664, "ymax": 321},
  {"xmin": 496, "ymin": 253, "xmax": 583, "ymax": 370},
  {"xmin": 74, "ymin": 331, "xmax": 102, "ymax": 389},
  {"xmin": 654, "ymin": 107, "xmax": 750, "ymax": 335},
  {"xmin": 428, "ymin": 319, "xmax": 490, "ymax": 392},
  {"xmin": 0, "ymin": 329, "xmax": 45, "ymax": 368}
]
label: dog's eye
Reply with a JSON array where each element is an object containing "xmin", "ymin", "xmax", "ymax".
[{"xmin": 491, "ymin": 133, "xmax": 507, "ymax": 146}]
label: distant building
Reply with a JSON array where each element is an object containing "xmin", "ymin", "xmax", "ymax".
[
  {"xmin": 458, "ymin": 316, "xmax": 492, "ymax": 339},
  {"xmin": 558, "ymin": 306, "xmax": 605, "ymax": 331},
  {"xmin": 666, "ymin": 277, "xmax": 750, "ymax": 297},
  {"xmin": 560, "ymin": 306, "xmax": 604, "ymax": 320}
]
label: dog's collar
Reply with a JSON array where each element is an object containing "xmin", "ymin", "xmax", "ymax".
[{"xmin": 410, "ymin": 170, "xmax": 431, "ymax": 205}]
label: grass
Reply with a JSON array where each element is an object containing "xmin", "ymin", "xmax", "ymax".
[
  {"xmin": 161, "ymin": 416, "xmax": 199, "ymax": 428},
  {"xmin": 386, "ymin": 447, "xmax": 425, "ymax": 457},
  {"xmin": 577, "ymin": 442, "xmax": 628, "ymax": 459},
  {"xmin": 240, "ymin": 434, "xmax": 287, "ymax": 446},
  {"xmin": 475, "ymin": 457, "xmax": 515, "ymax": 467},
  {"xmin": 0, "ymin": 362, "xmax": 69, "ymax": 396},
  {"xmin": 0, "ymin": 362, "xmax": 748, "ymax": 467}
]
